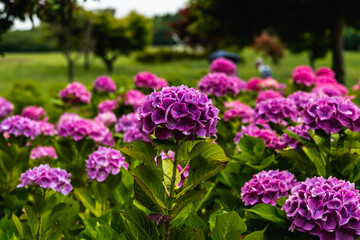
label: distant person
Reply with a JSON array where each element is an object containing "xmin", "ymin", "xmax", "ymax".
[{"xmin": 255, "ymin": 57, "xmax": 272, "ymax": 79}]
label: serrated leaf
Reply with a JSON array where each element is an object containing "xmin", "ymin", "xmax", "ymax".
[
  {"xmin": 24, "ymin": 205, "xmax": 39, "ymax": 238},
  {"xmin": 169, "ymin": 227, "xmax": 205, "ymax": 240},
  {"xmin": 163, "ymin": 158, "xmax": 180, "ymax": 187},
  {"xmin": 176, "ymin": 140, "xmax": 204, "ymax": 168},
  {"xmin": 245, "ymin": 204, "xmax": 286, "ymax": 225},
  {"xmin": 134, "ymin": 181, "xmax": 162, "ymax": 212},
  {"xmin": 242, "ymin": 226, "xmax": 267, "ymax": 240},
  {"xmin": 120, "ymin": 140, "xmax": 157, "ymax": 170},
  {"xmin": 303, "ymin": 147, "xmax": 327, "ymax": 177},
  {"xmin": 211, "ymin": 211, "xmax": 246, "ymax": 240},
  {"xmin": 173, "ymin": 189, "xmax": 206, "ymax": 216},
  {"xmin": 11, "ymin": 214, "xmax": 23, "ymax": 239},
  {"xmin": 74, "ymin": 188, "xmax": 101, "ymax": 217},
  {"xmin": 44, "ymin": 202, "xmax": 67, "ymax": 232}
]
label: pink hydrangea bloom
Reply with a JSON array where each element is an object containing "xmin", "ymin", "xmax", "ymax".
[
  {"xmin": 93, "ymin": 76, "xmax": 117, "ymax": 92},
  {"xmin": 0, "ymin": 97, "xmax": 14, "ymax": 118},
  {"xmin": 94, "ymin": 112, "xmax": 117, "ymax": 126},
  {"xmin": 198, "ymin": 73, "xmax": 245, "ymax": 97},
  {"xmin": 134, "ymin": 71, "xmax": 168, "ymax": 90},
  {"xmin": 312, "ymin": 83, "xmax": 348, "ymax": 97},
  {"xmin": 36, "ymin": 121, "xmax": 56, "ymax": 136},
  {"xmin": 30, "ymin": 146, "xmax": 58, "ymax": 160},
  {"xmin": 223, "ymin": 100, "xmax": 254, "ymax": 123},
  {"xmin": 352, "ymin": 79, "xmax": 360, "ymax": 91},
  {"xmin": 258, "ymin": 77, "xmax": 286, "ymax": 90},
  {"xmin": 292, "ymin": 66, "xmax": 316, "ymax": 86},
  {"xmin": 315, "ymin": 67, "xmax": 335, "ymax": 78},
  {"xmin": 0, "ymin": 115, "xmax": 41, "ymax": 139},
  {"xmin": 59, "ymin": 82, "xmax": 91, "ymax": 104},
  {"xmin": 21, "ymin": 106, "xmax": 47, "ymax": 121},
  {"xmin": 98, "ymin": 100, "xmax": 118, "ymax": 114},
  {"xmin": 256, "ymin": 90, "xmax": 284, "ymax": 103},
  {"xmin": 124, "ymin": 89, "xmax": 145, "ymax": 111},
  {"xmin": 209, "ymin": 57, "xmax": 237, "ymax": 76},
  {"xmin": 254, "ymin": 98, "xmax": 298, "ymax": 124}
]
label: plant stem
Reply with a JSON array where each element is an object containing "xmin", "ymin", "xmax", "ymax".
[{"xmin": 164, "ymin": 146, "xmax": 178, "ymax": 240}]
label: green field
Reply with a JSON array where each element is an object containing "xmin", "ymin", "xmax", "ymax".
[{"xmin": 0, "ymin": 48, "xmax": 359, "ymax": 97}]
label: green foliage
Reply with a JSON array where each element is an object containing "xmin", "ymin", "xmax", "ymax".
[
  {"xmin": 152, "ymin": 14, "xmax": 180, "ymax": 45},
  {"xmin": 136, "ymin": 47, "xmax": 207, "ymax": 63},
  {"xmin": 209, "ymin": 210, "xmax": 246, "ymax": 240}
]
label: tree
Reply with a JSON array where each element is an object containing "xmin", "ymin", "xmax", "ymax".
[
  {"xmin": 152, "ymin": 14, "xmax": 181, "ymax": 45},
  {"xmin": 253, "ymin": 31, "xmax": 284, "ymax": 65},
  {"xmin": 92, "ymin": 10, "xmax": 152, "ymax": 73}
]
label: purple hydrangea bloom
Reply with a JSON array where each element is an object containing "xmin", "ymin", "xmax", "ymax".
[
  {"xmin": 93, "ymin": 76, "xmax": 117, "ymax": 92},
  {"xmin": 134, "ymin": 71, "xmax": 168, "ymax": 90},
  {"xmin": 0, "ymin": 97, "xmax": 14, "ymax": 118},
  {"xmin": 198, "ymin": 73, "xmax": 245, "ymax": 97},
  {"xmin": 254, "ymin": 98, "xmax": 298, "ymax": 124},
  {"xmin": 288, "ymin": 91, "xmax": 316, "ymax": 112},
  {"xmin": 123, "ymin": 126, "xmax": 149, "ymax": 143},
  {"xmin": 235, "ymin": 125, "xmax": 285, "ymax": 150},
  {"xmin": 115, "ymin": 112, "xmax": 139, "ymax": 133},
  {"xmin": 59, "ymin": 82, "xmax": 91, "ymax": 105},
  {"xmin": 315, "ymin": 67, "xmax": 336, "ymax": 78},
  {"xmin": 282, "ymin": 176, "xmax": 360, "ymax": 240},
  {"xmin": 94, "ymin": 112, "xmax": 117, "ymax": 126},
  {"xmin": 98, "ymin": 100, "xmax": 118, "ymax": 114},
  {"xmin": 241, "ymin": 169, "xmax": 297, "ymax": 206},
  {"xmin": 312, "ymin": 83, "xmax": 348, "ymax": 97},
  {"xmin": 30, "ymin": 146, "xmax": 58, "ymax": 160},
  {"xmin": 292, "ymin": 66, "xmax": 316, "ymax": 86},
  {"xmin": 209, "ymin": 57, "xmax": 237, "ymax": 76},
  {"xmin": 86, "ymin": 146, "xmax": 128, "ymax": 182},
  {"xmin": 21, "ymin": 106, "xmax": 47, "ymax": 121},
  {"xmin": 17, "ymin": 164, "xmax": 73, "ymax": 195},
  {"xmin": 0, "ymin": 115, "xmax": 41, "ymax": 139},
  {"xmin": 223, "ymin": 100, "xmax": 254, "ymax": 123},
  {"xmin": 138, "ymin": 85, "xmax": 219, "ymax": 140},
  {"xmin": 300, "ymin": 96, "xmax": 360, "ymax": 134},
  {"xmin": 281, "ymin": 124, "xmax": 310, "ymax": 148},
  {"xmin": 124, "ymin": 89, "xmax": 145, "ymax": 111},
  {"xmin": 36, "ymin": 121, "xmax": 56, "ymax": 136},
  {"xmin": 256, "ymin": 90, "xmax": 284, "ymax": 103}
]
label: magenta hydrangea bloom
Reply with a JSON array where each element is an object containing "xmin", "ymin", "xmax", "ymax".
[
  {"xmin": 256, "ymin": 90, "xmax": 284, "ymax": 103},
  {"xmin": 36, "ymin": 121, "xmax": 56, "ymax": 136},
  {"xmin": 93, "ymin": 76, "xmax": 117, "ymax": 92},
  {"xmin": 292, "ymin": 66, "xmax": 316, "ymax": 86},
  {"xmin": 98, "ymin": 100, "xmax": 118, "ymax": 114},
  {"xmin": 312, "ymin": 83, "xmax": 348, "ymax": 97},
  {"xmin": 94, "ymin": 112, "xmax": 117, "ymax": 126},
  {"xmin": 315, "ymin": 67, "xmax": 335, "ymax": 78},
  {"xmin": 258, "ymin": 77, "xmax": 286, "ymax": 90},
  {"xmin": 223, "ymin": 100, "xmax": 254, "ymax": 123},
  {"xmin": 138, "ymin": 85, "xmax": 219, "ymax": 140},
  {"xmin": 30, "ymin": 146, "xmax": 58, "ymax": 160},
  {"xmin": 288, "ymin": 91, "xmax": 316, "ymax": 112},
  {"xmin": 17, "ymin": 164, "xmax": 73, "ymax": 195},
  {"xmin": 134, "ymin": 71, "xmax": 168, "ymax": 90},
  {"xmin": 115, "ymin": 112, "xmax": 139, "ymax": 133},
  {"xmin": 124, "ymin": 89, "xmax": 145, "ymax": 111},
  {"xmin": 21, "ymin": 106, "xmax": 47, "ymax": 121},
  {"xmin": 0, "ymin": 97, "xmax": 14, "ymax": 118},
  {"xmin": 123, "ymin": 126, "xmax": 149, "ymax": 143},
  {"xmin": 209, "ymin": 57, "xmax": 237, "ymax": 76},
  {"xmin": 235, "ymin": 125, "xmax": 285, "ymax": 150},
  {"xmin": 0, "ymin": 115, "xmax": 41, "ymax": 139},
  {"xmin": 281, "ymin": 124, "xmax": 310, "ymax": 148},
  {"xmin": 246, "ymin": 78, "xmax": 262, "ymax": 91},
  {"xmin": 282, "ymin": 176, "xmax": 360, "ymax": 240},
  {"xmin": 254, "ymin": 98, "xmax": 298, "ymax": 124},
  {"xmin": 59, "ymin": 82, "xmax": 91, "ymax": 104},
  {"xmin": 86, "ymin": 146, "xmax": 128, "ymax": 182},
  {"xmin": 300, "ymin": 96, "xmax": 360, "ymax": 134},
  {"xmin": 315, "ymin": 75, "xmax": 338, "ymax": 85},
  {"xmin": 352, "ymin": 79, "xmax": 360, "ymax": 91},
  {"xmin": 241, "ymin": 169, "xmax": 297, "ymax": 206},
  {"xmin": 198, "ymin": 73, "xmax": 245, "ymax": 97}
]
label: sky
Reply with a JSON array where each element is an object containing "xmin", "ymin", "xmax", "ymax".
[{"xmin": 13, "ymin": 0, "xmax": 188, "ymax": 30}]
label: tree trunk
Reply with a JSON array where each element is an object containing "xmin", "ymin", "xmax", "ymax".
[
  {"xmin": 83, "ymin": 50, "xmax": 90, "ymax": 70},
  {"xmin": 105, "ymin": 59, "xmax": 113, "ymax": 74},
  {"xmin": 68, "ymin": 59, "xmax": 74, "ymax": 83},
  {"xmin": 330, "ymin": 16, "xmax": 345, "ymax": 85}
]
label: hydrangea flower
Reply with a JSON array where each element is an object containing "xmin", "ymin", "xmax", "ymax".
[
  {"xmin": 300, "ymin": 96, "xmax": 360, "ymax": 134},
  {"xmin": 123, "ymin": 126, "xmax": 149, "ymax": 143},
  {"xmin": 223, "ymin": 100, "xmax": 254, "ymax": 123},
  {"xmin": 312, "ymin": 83, "xmax": 348, "ymax": 97},
  {"xmin": 94, "ymin": 112, "xmax": 117, "ymax": 126},
  {"xmin": 246, "ymin": 77, "xmax": 285, "ymax": 91},
  {"xmin": 235, "ymin": 125, "xmax": 285, "ymax": 150},
  {"xmin": 138, "ymin": 85, "xmax": 219, "ymax": 140},
  {"xmin": 30, "ymin": 146, "xmax": 58, "ymax": 160},
  {"xmin": 256, "ymin": 90, "xmax": 284, "ymax": 103},
  {"xmin": 315, "ymin": 67, "xmax": 335, "ymax": 78},
  {"xmin": 36, "ymin": 121, "xmax": 56, "ymax": 136},
  {"xmin": 241, "ymin": 169, "xmax": 297, "ymax": 206},
  {"xmin": 315, "ymin": 75, "xmax": 338, "ymax": 85},
  {"xmin": 352, "ymin": 79, "xmax": 360, "ymax": 91},
  {"xmin": 292, "ymin": 66, "xmax": 316, "ymax": 86},
  {"xmin": 254, "ymin": 98, "xmax": 298, "ymax": 124},
  {"xmin": 134, "ymin": 71, "xmax": 168, "ymax": 90},
  {"xmin": 281, "ymin": 124, "xmax": 310, "ymax": 148},
  {"xmin": 124, "ymin": 89, "xmax": 145, "ymax": 111},
  {"xmin": 115, "ymin": 112, "xmax": 139, "ymax": 133},
  {"xmin": 288, "ymin": 91, "xmax": 316, "ymax": 112},
  {"xmin": 209, "ymin": 57, "xmax": 237, "ymax": 76},
  {"xmin": 198, "ymin": 73, "xmax": 245, "ymax": 97},
  {"xmin": 93, "ymin": 76, "xmax": 117, "ymax": 92},
  {"xmin": 282, "ymin": 176, "xmax": 360, "ymax": 240},
  {"xmin": 0, "ymin": 97, "xmax": 14, "ymax": 118},
  {"xmin": 59, "ymin": 82, "xmax": 91, "ymax": 104},
  {"xmin": 86, "ymin": 146, "xmax": 128, "ymax": 182},
  {"xmin": 21, "ymin": 106, "xmax": 47, "ymax": 121},
  {"xmin": 0, "ymin": 115, "xmax": 41, "ymax": 139},
  {"xmin": 17, "ymin": 164, "xmax": 73, "ymax": 195},
  {"xmin": 98, "ymin": 100, "xmax": 118, "ymax": 114}
]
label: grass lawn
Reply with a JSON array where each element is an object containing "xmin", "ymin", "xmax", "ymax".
[{"xmin": 0, "ymin": 48, "xmax": 359, "ymax": 97}]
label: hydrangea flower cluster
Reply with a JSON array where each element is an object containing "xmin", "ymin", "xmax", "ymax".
[
  {"xmin": 256, "ymin": 90, "xmax": 284, "ymax": 103},
  {"xmin": 85, "ymin": 147, "xmax": 129, "ymax": 182},
  {"xmin": 59, "ymin": 82, "xmax": 91, "ymax": 104},
  {"xmin": 36, "ymin": 121, "xmax": 56, "ymax": 136},
  {"xmin": 246, "ymin": 77, "xmax": 286, "ymax": 91},
  {"xmin": 209, "ymin": 57, "xmax": 237, "ymax": 76},
  {"xmin": 254, "ymin": 98, "xmax": 298, "ymax": 124},
  {"xmin": 156, "ymin": 151, "xmax": 189, "ymax": 187},
  {"xmin": 98, "ymin": 100, "xmax": 118, "ymax": 113},
  {"xmin": 93, "ymin": 76, "xmax": 117, "ymax": 92},
  {"xmin": 198, "ymin": 73, "xmax": 245, "ymax": 97},
  {"xmin": 115, "ymin": 112, "xmax": 149, "ymax": 142},
  {"xmin": 288, "ymin": 91, "xmax": 316, "ymax": 112},
  {"xmin": 0, "ymin": 97, "xmax": 14, "ymax": 118},
  {"xmin": 223, "ymin": 100, "xmax": 254, "ymax": 123},
  {"xmin": 94, "ymin": 112, "xmax": 117, "ymax": 126},
  {"xmin": 312, "ymin": 83, "xmax": 348, "ymax": 97},
  {"xmin": 352, "ymin": 79, "xmax": 360, "ymax": 91},
  {"xmin": 30, "ymin": 146, "xmax": 58, "ymax": 160},
  {"xmin": 138, "ymin": 85, "xmax": 219, "ymax": 140},
  {"xmin": 281, "ymin": 124, "xmax": 310, "ymax": 148},
  {"xmin": 234, "ymin": 125, "xmax": 285, "ymax": 150},
  {"xmin": 17, "ymin": 164, "xmax": 73, "ymax": 195},
  {"xmin": 315, "ymin": 67, "xmax": 335, "ymax": 78},
  {"xmin": 124, "ymin": 89, "xmax": 145, "ymax": 111},
  {"xmin": 134, "ymin": 71, "xmax": 168, "ymax": 90},
  {"xmin": 292, "ymin": 66, "xmax": 316, "ymax": 86},
  {"xmin": 241, "ymin": 169, "xmax": 297, "ymax": 206},
  {"xmin": 21, "ymin": 106, "xmax": 47, "ymax": 121},
  {"xmin": 0, "ymin": 115, "xmax": 41, "ymax": 139},
  {"xmin": 282, "ymin": 176, "xmax": 360, "ymax": 240},
  {"xmin": 300, "ymin": 96, "xmax": 360, "ymax": 134},
  {"xmin": 316, "ymin": 75, "xmax": 338, "ymax": 85}
]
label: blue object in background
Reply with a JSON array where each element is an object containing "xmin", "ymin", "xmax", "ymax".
[{"xmin": 208, "ymin": 50, "xmax": 241, "ymax": 64}]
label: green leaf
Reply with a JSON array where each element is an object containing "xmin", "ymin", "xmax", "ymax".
[
  {"xmin": 95, "ymin": 222, "xmax": 118, "ymax": 240},
  {"xmin": 0, "ymin": 216, "xmax": 18, "ymax": 239},
  {"xmin": 120, "ymin": 209, "xmax": 160, "ymax": 240},
  {"xmin": 238, "ymin": 135, "xmax": 263, "ymax": 155},
  {"xmin": 150, "ymin": 138, "xmax": 177, "ymax": 153},
  {"xmin": 74, "ymin": 188, "xmax": 101, "ymax": 217},
  {"xmin": 169, "ymin": 227, "xmax": 205, "ymax": 240},
  {"xmin": 176, "ymin": 140, "xmax": 204, "ymax": 168},
  {"xmin": 279, "ymin": 148, "xmax": 316, "ymax": 173},
  {"xmin": 303, "ymin": 147, "xmax": 327, "ymax": 177},
  {"xmin": 129, "ymin": 164, "xmax": 166, "ymax": 209},
  {"xmin": 24, "ymin": 205, "xmax": 39, "ymax": 238},
  {"xmin": 245, "ymin": 204, "xmax": 287, "ymax": 225},
  {"xmin": 242, "ymin": 226, "xmax": 267, "ymax": 240},
  {"xmin": 44, "ymin": 203, "xmax": 67, "ymax": 232},
  {"xmin": 120, "ymin": 140, "xmax": 157, "ymax": 170},
  {"xmin": 163, "ymin": 158, "xmax": 180, "ymax": 187},
  {"xmin": 283, "ymin": 129, "xmax": 314, "ymax": 147},
  {"xmin": 11, "ymin": 214, "xmax": 23, "ymax": 239},
  {"xmin": 173, "ymin": 189, "xmax": 206, "ymax": 216},
  {"xmin": 134, "ymin": 181, "xmax": 162, "ymax": 212},
  {"xmin": 210, "ymin": 211, "xmax": 246, "ymax": 240}
]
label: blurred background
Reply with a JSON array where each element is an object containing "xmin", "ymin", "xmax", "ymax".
[{"xmin": 1, "ymin": 0, "xmax": 360, "ymax": 98}]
